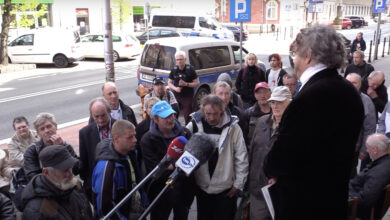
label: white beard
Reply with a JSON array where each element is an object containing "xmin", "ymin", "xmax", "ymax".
[{"xmin": 53, "ymin": 176, "xmax": 78, "ymax": 191}]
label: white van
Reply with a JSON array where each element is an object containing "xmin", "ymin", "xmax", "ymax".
[
  {"xmin": 137, "ymin": 37, "xmax": 264, "ymax": 108},
  {"xmin": 149, "ymin": 10, "xmax": 234, "ymax": 40},
  {"xmin": 8, "ymin": 28, "xmax": 84, "ymax": 68}
]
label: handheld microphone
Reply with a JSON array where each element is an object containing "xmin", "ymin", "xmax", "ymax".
[
  {"xmin": 168, "ymin": 132, "xmax": 216, "ymax": 183},
  {"xmin": 152, "ymin": 136, "xmax": 187, "ymax": 179}
]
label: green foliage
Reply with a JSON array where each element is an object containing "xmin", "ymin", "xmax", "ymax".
[
  {"xmin": 112, "ymin": 0, "xmax": 132, "ymax": 30},
  {"xmin": 333, "ymin": 16, "xmax": 341, "ymax": 25},
  {"xmin": 10, "ymin": 0, "xmax": 48, "ymax": 28}
]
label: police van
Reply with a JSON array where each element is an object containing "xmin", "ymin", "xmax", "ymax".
[
  {"xmin": 149, "ymin": 9, "xmax": 234, "ymax": 40},
  {"xmin": 137, "ymin": 37, "xmax": 263, "ymax": 109}
]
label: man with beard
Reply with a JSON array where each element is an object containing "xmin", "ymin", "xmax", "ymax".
[{"xmin": 21, "ymin": 145, "xmax": 93, "ymax": 220}]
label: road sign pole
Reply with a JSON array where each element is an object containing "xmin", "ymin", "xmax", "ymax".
[
  {"xmin": 374, "ymin": 13, "xmax": 381, "ymax": 60},
  {"xmin": 103, "ymin": 0, "xmax": 115, "ymax": 82},
  {"xmin": 240, "ymin": 22, "xmax": 243, "ymax": 69}
]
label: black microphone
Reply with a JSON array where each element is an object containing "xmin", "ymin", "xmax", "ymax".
[{"xmin": 167, "ymin": 132, "xmax": 216, "ymax": 184}]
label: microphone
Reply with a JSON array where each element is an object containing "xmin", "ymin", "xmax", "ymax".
[
  {"xmin": 168, "ymin": 132, "xmax": 216, "ymax": 183},
  {"xmin": 152, "ymin": 136, "xmax": 187, "ymax": 179}
]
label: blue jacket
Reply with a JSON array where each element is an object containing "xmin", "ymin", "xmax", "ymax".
[{"xmin": 92, "ymin": 139, "xmax": 147, "ymax": 220}]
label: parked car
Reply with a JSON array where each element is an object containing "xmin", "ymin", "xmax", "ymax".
[
  {"xmin": 345, "ymin": 16, "xmax": 365, "ymax": 28},
  {"xmin": 374, "ymin": 14, "xmax": 390, "ymax": 24},
  {"xmin": 8, "ymin": 27, "xmax": 83, "ymax": 68},
  {"xmin": 136, "ymin": 28, "xmax": 181, "ymax": 44},
  {"xmin": 80, "ymin": 33, "xmax": 142, "ymax": 61},
  {"xmin": 223, "ymin": 25, "xmax": 248, "ymax": 42},
  {"xmin": 341, "ymin": 18, "xmax": 353, "ymax": 29},
  {"xmin": 289, "ymin": 33, "xmax": 351, "ymax": 67},
  {"xmin": 137, "ymin": 37, "xmax": 264, "ymax": 108}
]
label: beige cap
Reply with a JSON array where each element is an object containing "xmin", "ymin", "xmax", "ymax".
[{"xmin": 268, "ymin": 86, "xmax": 292, "ymax": 102}]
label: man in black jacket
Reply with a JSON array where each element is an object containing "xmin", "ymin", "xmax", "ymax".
[
  {"xmin": 361, "ymin": 70, "xmax": 388, "ymax": 116},
  {"xmin": 79, "ymin": 97, "xmax": 115, "ymax": 201},
  {"xmin": 140, "ymin": 101, "xmax": 192, "ymax": 220},
  {"xmin": 24, "ymin": 113, "xmax": 79, "ymax": 181},
  {"xmin": 349, "ymin": 133, "xmax": 390, "ymax": 220},
  {"xmin": 22, "ymin": 145, "xmax": 93, "ymax": 220},
  {"xmin": 344, "ymin": 51, "xmax": 374, "ymax": 78},
  {"xmin": 264, "ymin": 25, "xmax": 364, "ymax": 220}
]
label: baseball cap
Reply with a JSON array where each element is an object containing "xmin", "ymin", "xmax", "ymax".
[
  {"xmin": 268, "ymin": 86, "xmax": 292, "ymax": 102},
  {"xmin": 254, "ymin": 82, "xmax": 270, "ymax": 92},
  {"xmin": 153, "ymin": 77, "xmax": 165, "ymax": 85},
  {"xmin": 39, "ymin": 145, "xmax": 78, "ymax": 171},
  {"xmin": 151, "ymin": 101, "xmax": 176, "ymax": 118}
]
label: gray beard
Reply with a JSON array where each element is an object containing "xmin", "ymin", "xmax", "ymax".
[{"xmin": 53, "ymin": 177, "xmax": 78, "ymax": 191}]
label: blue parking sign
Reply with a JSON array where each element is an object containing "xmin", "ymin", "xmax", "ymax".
[
  {"xmin": 373, "ymin": 0, "xmax": 386, "ymax": 13},
  {"xmin": 230, "ymin": 0, "xmax": 251, "ymax": 22}
]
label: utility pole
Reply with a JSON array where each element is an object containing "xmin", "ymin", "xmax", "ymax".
[
  {"xmin": 374, "ymin": 13, "xmax": 381, "ymax": 60},
  {"xmin": 104, "ymin": 0, "xmax": 115, "ymax": 82}
]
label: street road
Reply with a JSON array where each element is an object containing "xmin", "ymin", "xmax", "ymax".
[{"xmin": 0, "ymin": 59, "xmax": 140, "ymax": 140}]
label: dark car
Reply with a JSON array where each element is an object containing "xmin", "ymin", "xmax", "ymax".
[
  {"xmin": 289, "ymin": 33, "xmax": 351, "ymax": 67},
  {"xmin": 345, "ymin": 16, "xmax": 365, "ymax": 28},
  {"xmin": 223, "ymin": 25, "xmax": 248, "ymax": 42},
  {"xmin": 136, "ymin": 28, "xmax": 181, "ymax": 44}
]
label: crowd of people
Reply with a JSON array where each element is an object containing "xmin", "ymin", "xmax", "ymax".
[{"xmin": 0, "ymin": 25, "xmax": 389, "ymax": 220}]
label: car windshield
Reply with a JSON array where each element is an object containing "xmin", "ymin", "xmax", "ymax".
[{"xmin": 141, "ymin": 44, "xmax": 176, "ymax": 70}]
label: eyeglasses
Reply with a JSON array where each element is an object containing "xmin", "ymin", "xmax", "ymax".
[{"xmin": 289, "ymin": 51, "xmax": 296, "ymax": 59}]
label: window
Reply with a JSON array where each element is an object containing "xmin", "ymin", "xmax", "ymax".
[
  {"xmin": 152, "ymin": 15, "xmax": 195, "ymax": 29},
  {"xmin": 160, "ymin": 30, "xmax": 173, "ymax": 36},
  {"xmin": 147, "ymin": 30, "xmax": 160, "ymax": 37},
  {"xmin": 81, "ymin": 35, "xmax": 93, "ymax": 43},
  {"xmin": 112, "ymin": 35, "xmax": 121, "ymax": 42},
  {"xmin": 12, "ymin": 34, "xmax": 34, "ymax": 46},
  {"xmin": 141, "ymin": 44, "xmax": 176, "ymax": 70},
  {"xmin": 189, "ymin": 46, "xmax": 230, "ymax": 70},
  {"xmin": 266, "ymin": 1, "xmax": 278, "ymax": 20},
  {"xmin": 232, "ymin": 46, "xmax": 248, "ymax": 64},
  {"xmin": 94, "ymin": 35, "xmax": 104, "ymax": 42}
]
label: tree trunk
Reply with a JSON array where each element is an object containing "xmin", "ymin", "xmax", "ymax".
[{"xmin": 1, "ymin": 0, "xmax": 13, "ymax": 66}]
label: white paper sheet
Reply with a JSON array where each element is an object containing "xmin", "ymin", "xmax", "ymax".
[{"xmin": 261, "ymin": 183, "xmax": 275, "ymax": 220}]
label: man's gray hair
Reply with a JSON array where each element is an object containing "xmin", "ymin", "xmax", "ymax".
[
  {"xmin": 213, "ymin": 81, "xmax": 231, "ymax": 93},
  {"xmin": 200, "ymin": 94, "xmax": 226, "ymax": 116},
  {"xmin": 353, "ymin": 50, "xmax": 365, "ymax": 58},
  {"xmin": 89, "ymin": 97, "xmax": 111, "ymax": 115},
  {"xmin": 366, "ymin": 133, "xmax": 390, "ymax": 152},
  {"xmin": 347, "ymin": 73, "xmax": 362, "ymax": 81},
  {"xmin": 144, "ymin": 97, "xmax": 159, "ymax": 111},
  {"xmin": 33, "ymin": 113, "xmax": 57, "ymax": 130},
  {"xmin": 368, "ymin": 70, "xmax": 384, "ymax": 80},
  {"xmin": 292, "ymin": 25, "xmax": 346, "ymax": 69},
  {"xmin": 175, "ymin": 50, "xmax": 186, "ymax": 58},
  {"xmin": 283, "ymin": 73, "xmax": 298, "ymax": 81}
]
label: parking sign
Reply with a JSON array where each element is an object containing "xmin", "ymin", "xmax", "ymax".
[
  {"xmin": 373, "ymin": 0, "xmax": 386, "ymax": 13},
  {"xmin": 230, "ymin": 0, "xmax": 251, "ymax": 22}
]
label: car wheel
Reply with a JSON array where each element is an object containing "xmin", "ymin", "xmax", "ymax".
[
  {"xmin": 193, "ymin": 87, "xmax": 210, "ymax": 110},
  {"xmin": 113, "ymin": 51, "xmax": 119, "ymax": 62},
  {"xmin": 346, "ymin": 25, "xmax": 351, "ymax": 30},
  {"xmin": 53, "ymin": 54, "xmax": 69, "ymax": 68}
]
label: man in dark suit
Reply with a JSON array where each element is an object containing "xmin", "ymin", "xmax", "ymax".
[
  {"xmin": 264, "ymin": 25, "xmax": 365, "ymax": 220},
  {"xmin": 79, "ymin": 97, "xmax": 115, "ymax": 201}
]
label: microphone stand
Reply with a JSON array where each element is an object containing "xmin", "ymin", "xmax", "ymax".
[
  {"xmin": 138, "ymin": 178, "xmax": 176, "ymax": 220},
  {"xmin": 101, "ymin": 165, "xmax": 159, "ymax": 220}
]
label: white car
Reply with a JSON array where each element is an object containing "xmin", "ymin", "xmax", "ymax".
[
  {"xmin": 8, "ymin": 28, "xmax": 84, "ymax": 68},
  {"xmin": 80, "ymin": 33, "xmax": 142, "ymax": 61}
]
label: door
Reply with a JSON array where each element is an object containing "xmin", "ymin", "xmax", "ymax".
[{"xmin": 8, "ymin": 34, "xmax": 35, "ymax": 63}]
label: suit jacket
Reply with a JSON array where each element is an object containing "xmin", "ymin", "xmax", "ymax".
[
  {"xmin": 264, "ymin": 68, "xmax": 364, "ymax": 220},
  {"xmin": 87, "ymin": 99, "xmax": 137, "ymax": 126},
  {"xmin": 79, "ymin": 119, "xmax": 115, "ymax": 200}
]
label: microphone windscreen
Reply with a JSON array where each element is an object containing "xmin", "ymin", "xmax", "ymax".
[
  {"xmin": 166, "ymin": 136, "xmax": 187, "ymax": 160},
  {"xmin": 184, "ymin": 132, "xmax": 215, "ymax": 165}
]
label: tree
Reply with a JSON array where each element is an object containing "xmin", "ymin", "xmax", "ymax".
[
  {"xmin": 112, "ymin": 0, "xmax": 132, "ymax": 31},
  {"xmin": 0, "ymin": 0, "xmax": 48, "ymax": 65},
  {"xmin": 1, "ymin": 0, "xmax": 12, "ymax": 65},
  {"xmin": 13, "ymin": 0, "xmax": 48, "ymax": 29}
]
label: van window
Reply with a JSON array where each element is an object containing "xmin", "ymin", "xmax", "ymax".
[
  {"xmin": 112, "ymin": 35, "xmax": 121, "ymax": 42},
  {"xmin": 73, "ymin": 31, "xmax": 80, "ymax": 43},
  {"xmin": 141, "ymin": 44, "xmax": 176, "ymax": 70},
  {"xmin": 189, "ymin": 46, "xmax": 230, "ymax": 70},
  {"xmin": 12, "ymin": 34, "xmax": 34, "ymax": 46},
  {"xmin": 152, "ymin": 15, "xmax": 195, "ymax": 29},
  {"xmin": 232, "ymin": 46, "xmax": 248, "ymax": 64}
]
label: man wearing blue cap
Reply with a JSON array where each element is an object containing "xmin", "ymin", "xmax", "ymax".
[{"xmin": 140, "ymin": 101, "xmax": 193, "ymax": 220}]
